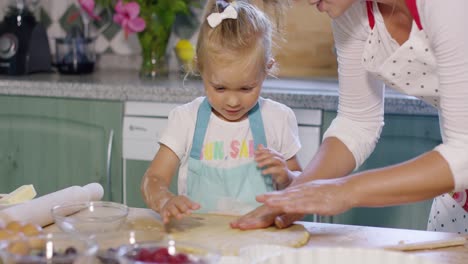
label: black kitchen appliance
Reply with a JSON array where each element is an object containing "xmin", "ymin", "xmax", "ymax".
[
  {"xmin": 55, "ymin": 26, "xmax": 96, "ymax": 74},
  {"xmin": 0, "ymin": 5, "xmax": 52, "ymax": 75}
]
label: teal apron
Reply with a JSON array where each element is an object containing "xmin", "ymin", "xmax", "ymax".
[{"xmin": 186, "ymin": 98, "xmax": 274, "ymax": 214}]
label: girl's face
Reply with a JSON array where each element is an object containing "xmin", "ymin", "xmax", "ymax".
[
  {"xmin": 201, "ymin": 57, "xmax": 267, "ymax": 122},
  {"xmin": 307, "ymin": 0, "xmax": 357, "ymax": 18}
]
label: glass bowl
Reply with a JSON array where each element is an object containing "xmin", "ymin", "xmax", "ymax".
[
  {"xmin": 116, "ymin": 238, "xmax": 221, "ymax": 264},
  {"xmin": 91, "ymin": 230, "xmax": 168, "ymax": 264},
  {"xmin": 0, "ymin": 232, "xmax": 98, "ymax": 264},
  {"xmin": 51, "ymin": 201, "xmax": 129, "ymax": 234}
]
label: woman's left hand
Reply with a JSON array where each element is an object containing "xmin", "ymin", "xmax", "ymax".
[
  {"xmin": 257, "ymin": 177, "xmax": 356, "ymax": 216},
  {"xmin": 230, "ymin": 204, "xmax": 279, "ymax": 230},
  {"xmin": 255, "ymin": 144, "xmax": 291, "ymax": 189},
  {"xmin": 230, "ymin": 204, "xmax": 305, "ymax": 230}
]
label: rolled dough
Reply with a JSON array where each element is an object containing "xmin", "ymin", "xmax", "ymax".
[{"xmin": 125, "ymin": 209, "xmax": 310, "ymax": 256}]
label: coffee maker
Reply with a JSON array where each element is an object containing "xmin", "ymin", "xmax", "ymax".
[{"xmin": 0, "ymin": 1, "xmax": 51, "ymax": 75}]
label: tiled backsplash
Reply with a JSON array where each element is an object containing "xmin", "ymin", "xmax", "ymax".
[
  {"xmin": 0, "ymin": 0, "xmax": 204, "ymax": 70},
  {"xmin": 1, "ymin": 1, "xmax": 336, "ymax": 77},
  {"xmin": 1, "ymin": 0, "xmax": 138, "ymax": 54}
]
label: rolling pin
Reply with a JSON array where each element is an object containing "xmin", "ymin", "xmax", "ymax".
[
  {"xmin": 0, "ymin": 183, "xmax": 104, "ymax": 227},
  {"xmin": 383, "ymin": 237, "xmax": 467, "ymax": 251}
]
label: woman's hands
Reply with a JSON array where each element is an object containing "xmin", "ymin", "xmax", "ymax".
[
  {"xmin": 257, "ymin": 177, "xmax": 356, "ymax": 216},
  {"xmin": 230, "ymin": 204, "xmax": 304, "ymax": 230},
  {"xmin": 255, "ymin": 144, "xmax": 301, "ymax": 190},
  {"xmin": 160, "ymin": 195, "xmax": 200, "ymax": 224},
  {"xmin": 231, "ymin": 144, "xmax": 303, "ymax": 229}
]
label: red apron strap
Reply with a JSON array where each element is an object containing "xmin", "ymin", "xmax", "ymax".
[
  {"xmin": 366, "ymin": 0, "xmax": 422, "ymax": 31},
  {"xmin": 405, "ymin": 0, "xmax": 423, "ymax": 30},
  {"xmin": 366, "ymin": 1, "xmax": 375, "ymax": 29}
]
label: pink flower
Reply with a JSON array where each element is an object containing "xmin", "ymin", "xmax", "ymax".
[
  {"xmin": 113, "ymin": 0, "xmax": 146, "ymax": 38},
  {"xmin": 78, "ymin": 0, "xmax": 101, "ymax": 20}
]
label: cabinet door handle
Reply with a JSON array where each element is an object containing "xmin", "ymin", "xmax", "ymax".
[
  {"xmin": 106, "ymin": 129, "xmax": 114, "ymax": 201},
  {"xmin": 129, "ymin": 125, "xmax": 147, "ymax": 131}
]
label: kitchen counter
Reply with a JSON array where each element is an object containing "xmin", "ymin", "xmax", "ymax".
[
  {"xmin": 44, "ymin": 207, "xmax": 468, "ymax": 264},
  {"xmin": 0, "ymin": 69, "xmax": 438, "ymax": 115},
  {"xmin": 124, "ymin": 208, "xmax": 467, "ymax": 264},
  {"xmin": 304, "ymin": 222, "xmax": 468, "ymax": 264}
]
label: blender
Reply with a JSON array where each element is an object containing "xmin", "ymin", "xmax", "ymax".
[{"xmin": 54, "ymin": 6, "xmax": 110, "ymax": 74}]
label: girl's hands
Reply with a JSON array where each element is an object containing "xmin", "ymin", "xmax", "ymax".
[
  {"xmin": 257, "ymin": 178, "xmax": 356, "ymax": 216},
  {"xmin": 160, "ymin": 195, "xmax": 200, "ymax": 223},
  {"xmin": 255, "ymin": 144, "xmax": 292, "ymax": 189}
]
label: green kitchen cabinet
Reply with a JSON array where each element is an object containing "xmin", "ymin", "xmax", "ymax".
[
  {"xmin": 0, "ymin": 95, "xmax": 123, "ymax": 202},
  {"xmin": 125, "ymin": 159, "xmax": 178, "ymax": 208},
  {"xmin": 318, "ymin": 111, "xmax": 442, "ymax": 230},
  {"xmin": 125, "ymin": 160, "xmax": 150, "ymax": 208}
]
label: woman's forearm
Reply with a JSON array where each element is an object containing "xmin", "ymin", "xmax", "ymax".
[
  {"xmin": 293, "ymin": 137, "xmax": 357, "ymax": 185},
  {"xmin": 348, "ymin": 151, "xmax": 454, "ymax": 207},
  {"xmin": 292, "ymin": 137, "xmax": 454, "ymax": 207}
]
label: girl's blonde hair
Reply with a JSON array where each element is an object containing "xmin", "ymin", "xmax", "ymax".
[{"xmin": 195, "ymin": 0, "xmax": 287, "ymax": 76}]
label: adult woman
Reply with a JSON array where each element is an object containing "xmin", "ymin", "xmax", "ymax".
[{"xmin": 231, "ymin": 0, "xmax": 468, "ymax": 233}]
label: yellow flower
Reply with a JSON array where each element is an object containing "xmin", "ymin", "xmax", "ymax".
[{"xmin": 175, "ymin": 39, "xmax": 195, "ymax": 64}]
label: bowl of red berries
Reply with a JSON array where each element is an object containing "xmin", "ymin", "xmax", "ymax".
[
  {"xmin": 91, "ymin": 230, "xmax": 168, "ymax": 264},
  {"xmin": 116, "ymin": 237, "xmax": 221, "ymax": 264}
]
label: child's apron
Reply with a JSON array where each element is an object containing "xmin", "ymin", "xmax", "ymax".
[
  {"xmin": 363, "ymin": 0, "xmax": 468, "ymax": 233},
  {"xmin": 186, "ymin": 98, "xmax": 274, "ymax": 214}
]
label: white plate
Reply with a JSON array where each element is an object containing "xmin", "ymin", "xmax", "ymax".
[
  {"xmin": 256, "ymin": 247, "xmax": 435, "ymax": 264},
  {"xmin": 239, "ymin": 244, "xmax": 295, "ymax": 263},
  {"xmin": 0, "ymin": 204, "xmax": 17, "ymax": 210},
  {"xmin": 218, "ymin": 256, "xmax": 245, "ymax": 264}
]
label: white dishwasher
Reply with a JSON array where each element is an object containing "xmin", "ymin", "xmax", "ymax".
[
  {"xmin": 123, "ymin": 102, "xmax": 179, "ymax": 207},
  {"xmin": 122, "ymin": 101, "xmax": 322, "ymax": 208}
]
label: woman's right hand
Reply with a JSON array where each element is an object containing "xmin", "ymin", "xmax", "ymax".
[
  {"xmin": 160, "ymin": 195, "xmax": 200, "ymax": 223},
  {"xmin": 230, "ymin": 204, "xmax": 305, "ymax": 230},
  {"xmin": 257, "ymin": 178, "xmax": 355, "ymax": 216}
]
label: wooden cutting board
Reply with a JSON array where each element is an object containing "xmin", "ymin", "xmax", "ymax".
[{"xmin": 125, "ymin": 208, "xmax": 310, "ymax": 256}]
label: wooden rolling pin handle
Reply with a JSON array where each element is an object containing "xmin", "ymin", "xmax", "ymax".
[{"xmin": 383, "ymin": 237, "xmax": 467, "ymax": 251}]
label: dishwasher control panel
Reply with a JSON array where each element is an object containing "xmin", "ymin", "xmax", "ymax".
[{"xmin": 123, "ymin": 102, "xmax": 179, "ymax": 161}]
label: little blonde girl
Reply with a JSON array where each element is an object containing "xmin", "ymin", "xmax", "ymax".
[{"xmin": 141, "ymin": 0, "xmax": 301, "ymax": 223}]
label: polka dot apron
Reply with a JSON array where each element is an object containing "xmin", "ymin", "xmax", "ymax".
[{"xmin": 363, "ymin": 0, "xmax": 468, "ymax": 233}]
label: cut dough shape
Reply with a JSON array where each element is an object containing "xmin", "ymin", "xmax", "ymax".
[{"xmin": 126, "ymin": 210, "xmax": 310, "ymax": 256}]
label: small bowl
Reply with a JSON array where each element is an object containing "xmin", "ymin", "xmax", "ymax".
[
  {"xmin": 91, "ymin": 230, "xmax": 168, "ymax": 264},
  {"xmin": 51, "ymin": 201, "xmax": 129, "ymax": 234},
  {"xmin": 116, "ymin": 238, "xmax": 221, "ymax": 264},
  {"xmin": 0, "ymin": 232, "xmax": 98, "ymax": 264}
]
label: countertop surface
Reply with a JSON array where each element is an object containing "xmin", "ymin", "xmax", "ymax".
[
  {"xmin": 0, "ymin": 70, "xmax": 438, "ymax": 115},
  {"xmin": 44, "ymin": 207, "xmax": 468, "ymax": 263},
  {"xmin": 129, "ymin": 208, "xmax": 468, "ymax": 264},
  {"xmin": 302, "ymin": 222, "xmax": 468, "ymax": 264}
]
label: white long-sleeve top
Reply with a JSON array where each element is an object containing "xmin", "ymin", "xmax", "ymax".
[{"xmin": 323, "ymin": 0, "xmax": 468, "ymax": 190}]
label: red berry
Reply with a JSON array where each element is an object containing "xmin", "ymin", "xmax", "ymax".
[
  {"xmin": 152, "ymin": 247, "xmax": 169, "ymax": 257},
  {"xmin": 170, "ymin": 253, "xmax": 189, "ymax": 263},
  {"xmin": 136, "ymin": 248, "xmax": 153, "ymax": 262},
  {"xmin": 133, "ymin": 247, "xmax": 193, "ymax": 263},
  {"xmin": 151, "ymin": 247, "xmax": 170, "ymax": 263}
]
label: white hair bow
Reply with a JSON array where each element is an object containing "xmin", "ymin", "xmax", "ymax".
[{"xmin": 207, "ymin": 5, "xmax": 238, "ymax": 28}]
